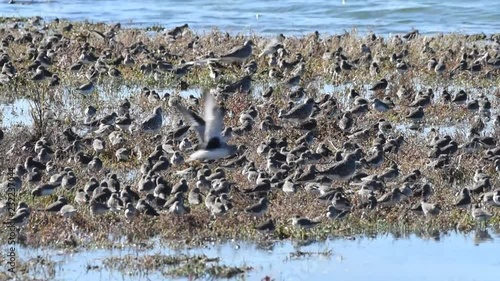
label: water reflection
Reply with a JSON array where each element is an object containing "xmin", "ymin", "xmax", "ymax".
[
  {"xmin": 474, "ymin": 229, "xmax": 494, "ymax": 245},
  {"xmin": 9, "ymin": 230, "xmax": 500, "ymax": 281}
]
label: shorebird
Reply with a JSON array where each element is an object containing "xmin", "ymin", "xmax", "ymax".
[
  {"xmin": 45, "ymin": 196, "xmax": 68, "ymax": 213},
  {"xmin": 471, "ymin": 204, "xmax": 492, "ymax": 227},
  {"xmin": 31, "ymin": 183, "xmax": 58, "ymax": 197},
  {"xmin": 210, "ymin": 197, "xmax": 228, "ymax": 217},
  {"xmin": 4, "ymin": 202, "xmax": 31, "ymax": 227},
  {"xmin": 60, "ymin": 204, "xmax": 77, "ymax": 218},
  {"xmin": 420, "ymin": 199, "xmax": 441, "ymax": 217},
  {"xmin": 140, "ymin": 106, "xmax": 163, "ymax": 133},
  {"xmin": 281, "ymin": 178, "xmax": 298, "ymax": 194},
  {"xmin": 115, "ymin": 113, "xmax": 133, "ymax": 131},
  {"xmin": 372, "ymin": 98, "xmax": 391, "ymax": 112},
  {"xmin": 332, "ymin": 192, "xmax": 351, "ymax": 211},
  {"xmin": 255, "ymin": 219, "xmax": 276, "ymax": 233},
  {"xmin": 291, "ymin": 215, "xmax": 321, "ymax": 229},
  {"xmin": 124, "ymin": 203, "xmax": 137, "ymax": 221},
  {"xmin": 76, "ymin": 81, "xmax": 94, "ymax": 95},
  {"xmin": 175, "ymin": 92, "xmax": 237, "ymax": 161},
  {"xmin": 219, "ymin": 75, "xmax": 253, "ymax": 94},
  {"xmin": 452, "ymin": 90, "xmax": 467, "ymax": 105},
  {"xmin": 369, "ymin": 78, "xmax": 388, "ymax": 92},
  {"xmin": 434, "ymin": 57, "xmax": 446, "ymax": 74},
  {"xmin": 188, "ymin": 187, "xmax": 203, "ymax": 205},
  {"xmin": 167, "ymin": 23, "xmax": 189, "ymax": 38},
  {"xmin": 169, "ymin": 200, "xmax": 189, "ymax": 215},
  {"xmin": 406, "ymin": 106, "xmax": 425, "ymax": 123},
  {"xmin": 377, "ymin": 188, "xmax": 404, "ymax": 207},
  {"xmin": 171, "ymin": 179, "xmax": 189, "ymax": 194},
  {"xmin": 326, "ymin": 206, "xmax": 349, "ymax": 220},
  {"xmin": 278, "ymin": 98, "xmax": 315, "ymax": 123},
  {"xmin": 214, "ymin": 40, "xmax": 254, "ymax": 64},
  {"xmin": 243, "ymin": 179, "xmax": 271, "ymax": 194},
  {"xmin": 245, "ymin": 197, "xmax": 269, "ymax": 218},
  {"xmin": 90, "ymin": 199, "xmax": 110, "ymax": 216},
  {"xmin": 454, "ymin": 188, "xmax": 471, "ymax": 209},
  {"xmin": 318, "ymin": 151, "xmax": 358, "ymax": 181},
  {"xmin": 170, "ymin": 151, "xmax": 185, "ymax": 166},
  {"xmin": 493, "ymin": 190, "xmax": 500, "ymax": 206},
  {"xmin": 259, "ymin": 34, "xmax": 285, "ymax": 57},
  {"xmin": 395, "ymin": 59, "xmax": 409, "ymax": 73},
  {"xmin": 136, "ymin": 199, "xmax": 159, "ymax": 216}
]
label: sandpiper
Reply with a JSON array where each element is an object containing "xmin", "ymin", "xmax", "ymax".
[
  {"xmin": 454, "ymin": 188, "xmax": 471, "ymax": 209},
  {"xmin": 406, "ymin": 106, "xmax": 424, "ymax": 122},
  {"xmin": 372, "ymin": 98, "xmax": 391, "ymax": 112},
  {"xmin": 45, "ymin": 196, "xmax": 68, "ymax": 213},
  {"xmin": 493, "ymin": 190, "xmax": 500, "ymax": 206},
  {"xmin": 169, "ymin": 200, "xmax": 188, "ymax": 215},
  {"xmin": 471, "ymin": 204, "xmax": 492, "ymax": 226},
  {"xmin": 278, "ymin": 98, "xmax": 316, "ymax": 123},
  {"xmin": 452, "ymin": 90, "xmax": 467, "ymax": 105},
  {"xmin": 420, "ymin": 199, "xmax": 441, "ymax": 217},
  {"xmin": 434, "ymin": 57, "xmax": 446, "ymax": 74},
  {"xmin": 188, "ymin": 187, "xmax": 203, "ymax": 205},
  {"xmin": 255, "ymin": 219, "xmax": 276, "ymax": 233},
  {"xmin": 318, "ymin": 151, "xmax": 357, "ymax": 181},
  {"xmin": 243, "ymin": 179, "xmax": 271, "ymax": 194},
  {"xmin": 259, "ymin": 34, "xmax": 285, "ymax": 57},
  {"xmin": 60, "ymin": 204, "xmax": 77, "ymax": 218},
  {"xmin": 170, "ymin": 151, "xmax": 185, "ymax": 166},
  {"xmin": 214, "ymin": 40, "xmax": 254, "ymax": 64},
  {"xmin": 219, "ymin": 75, "xmax": 253, "ymax": 94},
  {"xmin": 291, "ymin": 215, "xmax": 321, "ymax": 229},
  {"xmin": 210, "ymin": 197, "xmax": 228, "ymax": 217},
  {"xmin": 369, "ymin": 78, "xmax": 388, "ymax": 92},
  {"xmin": 377, "ymin": 188, "xmax": 404, "ymax": 208},
  {"xmin": 171, "ymin": 179, "xmax": 189, "ymax": 194},
  {"xmin": 141, "ymin": 106, "xmax": 163, "ymax": 133},
  {"xmin": 115, "ymin": 113, "xmax": 133, "ymax": 131},
  {"xmin": 326, "ymin": 206, "xmax": 349, "ymax": 220},
  {"xmin": 32, "ymin": 183, "xmax": 58, "ymax": 197},
  {"xmin": 124, "ymin": 203, "xmax": 137, "ymax": 221},
  {"xmin": 332, "ymin": 192, "xmax": 351, "ymax": 211},
  {"xmin": 76, "ymin": 81, "xmax": 94, "ymax": 95},
  {"xmin": 136, "ymin": 198, "xmax": 160, "ymax": 217},
  {"xmin": 245, "ymin": 197, "xmax": 269, "ymax": 218},
  {"xmin": 395, "ymin": 59, "xmax": 409, "ymax": 73},
  {"xmin": 4, "ymin": 202, "xmax": 30, "ymax": 227},
  {"xmin": 90, "ymin": 199, "xmax": 110, "ymax": 216}
]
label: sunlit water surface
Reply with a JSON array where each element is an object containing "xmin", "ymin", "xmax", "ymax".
[{"xmin": 11, "ymin": 231, "xmax": 500, "ymax": 281}]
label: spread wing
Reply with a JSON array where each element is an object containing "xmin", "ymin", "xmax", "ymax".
[
  {"xmin": 204, "ymin": 92, "xmax": 224, "ymax": 144},
  {"xmin": 174, "ymin": 103, "xmax": 206, "ymax": 143}
]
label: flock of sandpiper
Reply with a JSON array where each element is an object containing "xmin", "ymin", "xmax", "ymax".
[{"xmin": 1, "ymin": 19, "xmax": 500, "ymax": 237}]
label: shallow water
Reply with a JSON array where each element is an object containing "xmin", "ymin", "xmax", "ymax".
[
  {"xmin": 11, "ymin": 230, "xmax": 500, "ymax": 281},
  {"xmin": 0, "ymin": 98, "xmax": 31, "ymax": 127},
  {"xmin": 2, "ymin": 0, "xmax": 500, "ymax": 35}
]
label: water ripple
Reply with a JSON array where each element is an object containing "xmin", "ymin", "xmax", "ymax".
[{"xmin": 2, "ymin": 0, "xmax": 499, "ymax": 35}]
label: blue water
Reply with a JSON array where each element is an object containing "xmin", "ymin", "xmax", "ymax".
[
  {"xmin": 11, "ymin": 231, "xmax": 500, "ymax": 281},
  {"xmin": 2, "ymin": 0, "xmax": 500, "ymax": 35}
]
